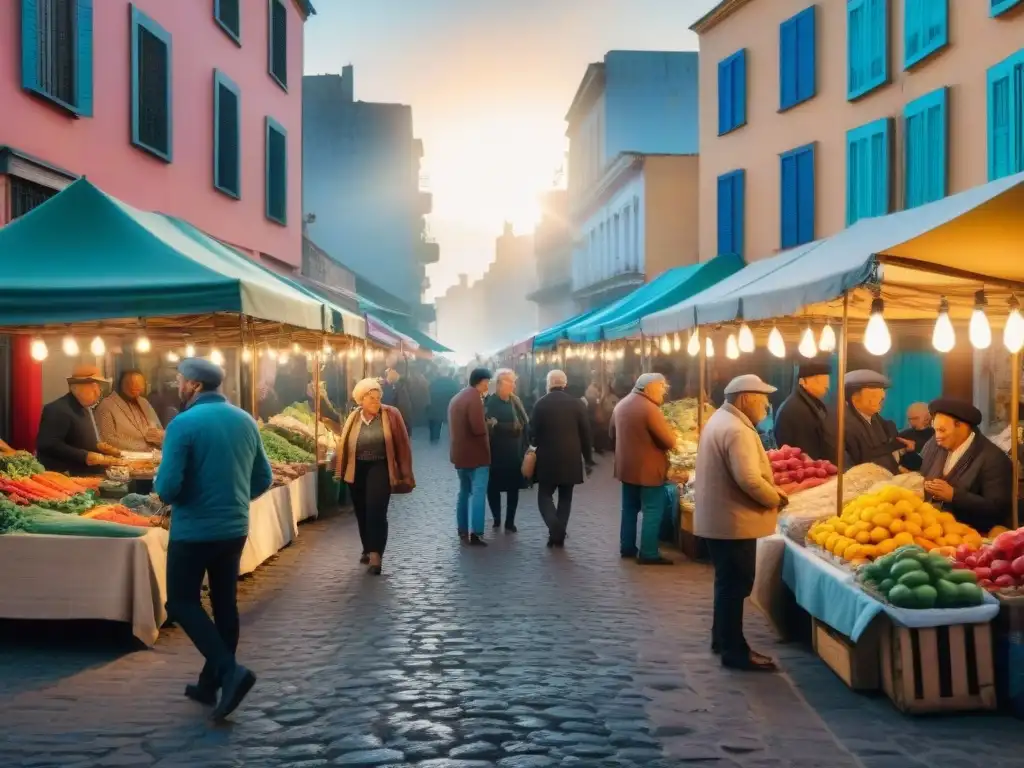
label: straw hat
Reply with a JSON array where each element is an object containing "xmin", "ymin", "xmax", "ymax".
[{"xmin": 67, "ymin": 364, "xmax": 110, "ymax": 386}]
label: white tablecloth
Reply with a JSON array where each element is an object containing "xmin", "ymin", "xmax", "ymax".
[{"xmin": 0, "ymin": 473, "xmax": 317, "ymax": 646}]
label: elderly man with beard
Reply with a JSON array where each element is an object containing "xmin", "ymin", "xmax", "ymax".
[{"xmin": 155, "ymin": 358, "xmax": 273, "ymax": 721}]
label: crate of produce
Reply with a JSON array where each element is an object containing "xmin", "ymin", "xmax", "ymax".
[
  {"xmin": 812, "ymin": 617, "xmax": 883, "ymax": 691},
  {"xmin": 880, "ymin": 620, "xmax": 996, "ymax": 714},
  {"xmin": 994, "ymin": 595, "xmax": 1024, "ymax": 718}
]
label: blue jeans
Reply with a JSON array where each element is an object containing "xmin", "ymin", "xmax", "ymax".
[
  {"xmin": 620, "ymin": 483, "xmax": 665, "ymax": 559},
  {"xmin": 456, "ymin": 467, "xmax": 490, "ymax": 535}
]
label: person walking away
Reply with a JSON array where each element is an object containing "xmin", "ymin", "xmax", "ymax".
[
  {"xmin": 449, "ymin": 368, "xmax": 492, "ymax": 545},
  {"xmin": 428, "ymin": 370, "xmax": 460, "ymax": 444},
  {"xmin": 531, "ymin": 370, "xmax": 593, "ymax": 547},
  {"xmin": 155, "ymin": 358, "xmax": 273, "ymax": 720},
  {"xmin": 485, "ymin": 369, "xmax": 529, "ymax": 532},
  {"xmin": 381, "ymin": 368, "xmax": 414, "ymax": 435},
  {"xmin": 336, "ymin": 378, "xmax": 415, "ymax": 574},
  {"xmin": 609, "ymin": 373, "xmax": 677, "ymax": 565},
  {"xmin": 695, "ymin": 374, "xmax": 785, "ymax": 672},
  {"xmin": 773, "ymin": 362, "xmax": 835, "ymax": 462},
  {"xmin": 899, "ymin": 402, "xmax": 935, "ymax": 472}
]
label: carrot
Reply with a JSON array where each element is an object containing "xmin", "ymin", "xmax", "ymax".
[
  {"xmin": 33, "ymin": 476, "xmax": 79, "ymax": 494},
  {"xmin": 36, "ymin": 472, "xmax": 84, "ymax": 492},
  {"xmin": 11, "ymin": 478, "xmax": 66, "ymax": 500}
]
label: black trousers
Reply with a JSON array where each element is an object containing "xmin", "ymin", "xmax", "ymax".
[
  {"xmin": 705, "ymin": 538, "xmax": 758, "ymax": 664},
  {"xmin": 428, "ymin": 419, "xmax": 443, "ymax": 444},
  {"xmin": 349, "ymin": 459, "xmax": 392, "ymax": 555},
  {"xmin": 166, "ymin": 536, "xmax": 247, "ymax": 687},
  {"xmin": 538, "ymin": 484, "xmax": 574, "ymax": 542},
  {"xmin": 487, "ymin": 487, "xmax": 519, "ymax": 526}
]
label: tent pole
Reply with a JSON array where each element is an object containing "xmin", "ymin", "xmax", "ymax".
[
  {"xmin": 314, "ymin": 334, "xmax": 324, "ymax": 465},
  {"xmin": 835, "ymin": 293, "xmax": 849, "ymax": 515},
  {"xmin": 245, "ymin": 316, "xmax": 257, "ymax": 419},
  {"xmin": 1012, "ymin": 351, "xmax": 1020, "ymax": 529},
  {"xmin": 697, "ymin": 337, "xmax": 707, "ymax": 437}
]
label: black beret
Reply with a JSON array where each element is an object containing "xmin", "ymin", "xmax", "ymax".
[
  {"xmin": 929, "ymin": 398, "xmax": 982, "ymax": 427},
  {"xmin": 797, "ymin": 362, "xmax": 831, "ymax": 378}
]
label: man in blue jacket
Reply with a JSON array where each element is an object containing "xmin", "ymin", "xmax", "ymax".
[{"xmin": 155, "ymin": 358, "xmax": 273, "ymax": 721}]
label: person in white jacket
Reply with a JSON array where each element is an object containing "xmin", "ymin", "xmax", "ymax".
[{"xmin": 694, "ymin": 374, "xmax": 785, "ymax": 672}]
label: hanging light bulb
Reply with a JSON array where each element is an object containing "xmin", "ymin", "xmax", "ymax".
[
  {"xmin": 687, "ymin": 329, "xmax": 700, "ymax": 357},
  {"xmin": 798, "ymin": 327, "xmax": 817, "ymax": 358},
  {"xmin": 969, "ymin": 290, "xmax": 992, "ymax": 350},
  {"xmin": 166, "ymin": 351, "xmax": 180, "ymax": 363},
  {"xmin": 348, "ymin": 347, "xmax": 358, "ymax": 359},
  {"xmin": 818, "ymin": 322, "xmax": 837, "ymax": 353},
  {"xmin": 30, "ymin": 337, "xmax": 49, "ymax": 362},
  {"xmin": 292, "ymin": 342, "xmax": 302, "ymax": 354},
  {"xmin": 672, "ymin": 333, "xmax": 681, "ymax": 352},
  {"xmin": 364, "ymin": 348, "xmax": 374, "ymax": 362},
  {"xmin": 1005, "ymin": 296, "xmax": 1024, "ymax": 354},
  {"xmin": 278, "ymin": 349, "xmax": 290, "ymax": 365},
  {"xmin": 209, "ymin": 348, "xmax": 225, "ymax": 366},
  {"xmin": 932, "ymin": 296, "xmax": 955, "ymax": 353},
  {"xmin": 616, "ymin": 347, "xmax": 625, "ymax": 359},
  {"xmin": 726, "ymin": 333, "xmax": 740, "ymax": 360},
  {"xmin": 241, "ymin": 347, "xmax": 252, "ymax": 363},
  {"xmin": 135, "ymin": 334, "xmax": 151, "ymax": 353},
  {"xmin": 184, "ymin": 343, "xmax": 196, "ymax": 358},
  {"xmin": 660, "ymin": 335, "xmax": 672, "ymax": 354},
  {"xmin": 322, "ymin": 340, "xmax": 332, "ymax": 354},
  {"xmin": 61, "ymin": 333, "xmax": 79, "ymax": 356},
  {"xmin": 633, "ymin": 342, "xmax": 641, "ymax": 355},
  {"xmin": 90, "ymin": 335, "xmax": 106, "ymax": 356},
  {"xmin": 738, "ymin": 323, "xmax": 755, "ymax": 354},
  {"xmin": 864, "ymin": 296, "xmax": 892, "ymax": 356},
  {"xmin": 767, "ymin": 326, "xmax": 786, "ymax": 358},
  {"xmin": 705, "ymin": 336, "xmax": 715, "ymax": 358}
]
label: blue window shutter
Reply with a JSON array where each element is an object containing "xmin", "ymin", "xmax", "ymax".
[
  {"xmin": 735, "ymin": 50, "xmax": 747, "ymax": 128},
  {"xmin": 992, "ymin": 0, "xmax": 1024, "ymax": 18},
  {"xmin": 779, "ymin": 17, "xmax": 797, "ymax": 110},
  {"xmin": 717, "ymin": 174, "xmax": 734, "ymax": 255},
  {"xmin": 265, "ymin": 117, "xmax": 288, "ymax": 224},
  {"xmin": 21, "ymin": 0, "xmax": 39, "ymax": 93},
  {"xmin": 796, "ymin": 146, "xmax": 815, "ymax": 244},
  {"xmin": 718, "ymin": 58, "xmax": 730, "ymax": 134},
  {"xmin": 76, "ymin": 0, "xmax": 94, "ymax": 117},
  {"xmin": 130, "ymin": 7, "xmax": 173, "ymax": 162},
  {"xmin": 882, "ymin": 351, "xmax": 943, "ymax": 425},
  {"xmin": 796, "ymin": 7, "xmax": 816, "ymax": 103},
  {"xmin": 718, "ymin": 50, "xmax": 746, "ymax": 134},
  {"xmin": 780, "ymin": 154, "xmax": 797, "ymax": 247},
  {"xmin": 905, "ymin": 0, "xmax": 948, "ymax": 69}
]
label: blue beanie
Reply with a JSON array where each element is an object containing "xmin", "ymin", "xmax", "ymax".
[{"xmin": 178, "ymin": 357, "xmax": 224, "ymax": 388}]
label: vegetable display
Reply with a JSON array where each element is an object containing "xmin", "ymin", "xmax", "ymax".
[
  {"xmin": 0, "ymin": 451, "xmax": 45, "ymax": 479},
  {"xmin": 859, "ymin": 544, "xmax": 985, "ymax": 609},
  {"xmin": 264, "ymin": 423, "xmax": 316, "ymax": 454},
  {"xmin": 260, "ymin": 429, "xmax": 315, "ymax": 464},
  {"xmin": 661, "ymin": 398, "xmax": 717, "ymax": 473},
  {"xmin": 777, "ymin": 463, "xmax": 894, "ymax": 543},
  {"xmin": 768, "ymin": 445, "xmax": 837, "ymax": 493},
  {"xmin": 281, "ymin": 403, "xmax": 315, "ymax": 427},
  {"xmin": 0, "ymin": 499, "xmax": 144, "ymax": 538},
  {"xmin": 951, "ymin": 526, "xmax": 1024, "ymax": 593}
]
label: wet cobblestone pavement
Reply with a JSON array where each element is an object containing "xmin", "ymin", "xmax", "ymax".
[{"xmin": 0, "ymin": 434, "xmax": 1020, "ymax": 767}]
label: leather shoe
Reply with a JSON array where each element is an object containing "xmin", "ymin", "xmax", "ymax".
[
  {"xmin": 722, "ymin": 654, "xmax": 778, "ymax": 672},
  {"xmin": 184, "ymin": 683, "xmax": 217, "ymax": 706},
  {"xmin": 211, "ymin": 665, "xmax": 257, "ymax": 721},
  {"xmin": 636, "ymin": 556, "xmax": 674, "ymax": 565}
]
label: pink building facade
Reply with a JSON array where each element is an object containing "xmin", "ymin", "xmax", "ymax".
[
  {"xmin": 0, "ymin": 0, "xmax": 312, "ymax": 268},
  {"xmin": 695, "ymin": 0, "xmax": 1024, "ymax": 265}
]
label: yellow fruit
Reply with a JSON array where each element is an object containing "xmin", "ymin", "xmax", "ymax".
[
  {"xmin": 935, "ymin": 536, "xmax": 948, "ymax": 547},
  {"xmin": 843, "ymin": 543, "xmax": 862, "ymax": 560},
  {"xmin": 861, "ymin": 544, "xmax": 879, "ymax": 559},
  {"xmin": 834, "ymin": 539, "xmax": 853, "ymax": 558},
  {"xmin": 870, "ymin": 526, "xmax": 889, "ymax": 544},
  {"xmin": 820, "ymin": 523, "xmax": 836, "ymax": 534},
  {"xmin": 871, "ymin": 512, "xmax": 894, "ymax": 529},
  {"xmin": 892, "ymin": 532, "xmax": 914, "ymax": 547},
  {"xmin": 893, "ymin": 499, "xmax": 915, "ymax": 517},
  {"xmin": 923, "ymin": 524, "xmax": 944, "ymax": 541},
  {"xmin": 942, "ymin": 522, "xmax": 960, "ymax": 536},
  {"xmin": 813, "ymin": 532, "xmax": 828, "ymax": 547},
  {"xmin": 889, "ymin": 519, "xmax": 905, "ymax": 534},
  {"xmin": 944, "ymin": 533, "xmax": 962, "ymax": 546},
  {"xmin": 859, "ymin": 509, "xmax": 876, "ymax": 522},
  {"xmin": 834, "ymin": 522, "xmax": 849, "ymax": 536},
  {"xmin": 855, "ymin": 530, "xmax": 871, "ymax": 544},
  {"xmin": 825, "ymin": 533, "xmax": 840, "ymax": 552},
  {"xmin": 881, "ymin": 487, "xmax": 900, "ymax": 503},
  {"xmin": 849, "ymin": 557, "xmax": 870, "ymax": 567},
  {"xmin": 937, "ymin": 512, "xmax": 956, "ymax": 525},
  {"xmin": 908, "ymin": 512, "xmax": 924, "ymax": 526}
]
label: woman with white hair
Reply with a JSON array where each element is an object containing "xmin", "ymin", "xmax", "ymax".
[
  {"xmin": 335, "ymin": 378, "xmax": 416, "ymax": 575},
  {"xmin": 484, "ymin": 368, "xmax": 529, "ymax": 531}
]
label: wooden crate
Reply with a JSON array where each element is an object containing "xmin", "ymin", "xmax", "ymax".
[
  {"xmin": 880, "ymin": 622, "xmax": 997, "ymax": 714},
  {"xmin": 811, "ymin": 617, "xmax": 882, "ymax": 691}
]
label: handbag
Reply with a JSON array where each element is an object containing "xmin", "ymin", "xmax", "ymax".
[{"xmin": 521, "ymin": 447, "xmax": 537, "ymax": 480}]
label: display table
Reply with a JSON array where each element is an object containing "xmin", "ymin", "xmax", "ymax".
[{"xmin": 0, "ymin": 473, "xmax": 317, "ymax": 646}]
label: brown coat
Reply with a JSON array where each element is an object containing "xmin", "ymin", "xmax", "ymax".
[
  {"xmin": 335, "ymin": 405, "xmax": 415, "ymax": 493},
  {"xmin": 448, "ymin": 386, "xmax": 490, "ymax": 469},
  {"xmin": 609, "ymin": 391, "xmax": 677, "ymax": 487}
]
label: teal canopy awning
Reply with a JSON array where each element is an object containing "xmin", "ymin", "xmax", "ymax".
[
  {"xmin": 0, "ymin": 179, "xmax": 324, "ymax": 330},
  {"xmin": 364, "ymin": 306, "xmax": 451, "ymax": 353},
  {"xmin": 566, "ymin": 254, "xmax": 745, "ymax": 343},
  {"xmin": 533, "ymin": 307, "xmax": 606, "ymax": 349}
]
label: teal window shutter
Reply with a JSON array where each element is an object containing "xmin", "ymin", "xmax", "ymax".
[
  {"xmin": 75, "ymin": 0, "xmax": 93, "ymax": 116},
  {"xmin": 717, "ymin": 170, "xmax": 745, "ymax": 257},
  {"xmin": 21, "ymin": 0, "xmax": 40, "ymax": 93},
  {"xmin": 214, "ymin": 70, "xmax": 241, "ymax": 199},
  {"xmin": 904, "ymin": 0, "xmax": 947, "ymax": 70},
  {"xmin": 846, "ymin": 117, "xmax": 891, "ymax": 225},
  {"xmin": 904, "ymin": 87, "xmax": 947, "ymax": 208},
  {"xmin": 780, "ymin": 144, "xmax": 815, "ymax": 248},
  {"xmin": 215, "ymin": 0, "xmax": 241, "ymax": 44},
  {"xmin": 847, "ymin": 0, "xmax": 889, "ymax": 100},
  {"xmin": 265, "ymin": 117, "xmax": 288, "ymax": 225},
  {"xmin": 987, "ymin": 51, "xmax": 1024, "ymax": 181},
  {"xmin": 882, "ymin": 350, "xmax": 943, "ymax": 426},
  {"xmin": 268, "ymin": 0, "xmax": 288, "ymax": 91},
  {"xmin": 991, "ymin": 0, "xmax": 1023, "ymax": 17},
  {"xmin": 21, "ymin": 0, "xmax": 92, "ymax": 116},
  {"xmin": 130, "ymin": 6, "xmax": 173, "ymax": 162}
]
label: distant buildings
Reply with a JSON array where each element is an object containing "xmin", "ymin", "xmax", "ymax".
[
  {"xmin": 303, "ymin": 65, "xmax": 437, "ymax": 327},
  {"xmin": 528, "ymin": 189, "xmax": 575, "ymax": 329}
]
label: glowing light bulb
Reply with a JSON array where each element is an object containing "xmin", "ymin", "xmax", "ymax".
[
  {"xmin": 364, "ymin": 349, "xmax": 374, "ymax": 362},
  {"xmin": 672, "ymin": 333, "xmax": 681, "ymax": 352},
  {"xmin": 705, "ymin": 337, "xmax": 715, "ymax": 358},
  {"xmin": 633, "ymin": 343, "xmax": 641, "ymax": 355},
  {"xmin": 135, "ymin": 335, "xmax": 151, "ymax": 353},
  {"xmin": 767, "ymin": 326, "xmax": 786, "ymax": 358},
  {"xmin": 348, "ymin": 347, "xmax": 358, "ymax": 359},
  {"xmin": 932, "ymin": 298, "xmax": 955, "ymax": 353},
  {"xmin": 62, "ymin": 334, "xmax": 79, "ymax": 356},
  {"xmin": 687, "ymin": 330, "xmax": 700, "ymax": 357},
  {"xmin": 969, "ymin": 291, "xmax": 992, "ymax": 350},
  {"xmin": 738, "ymin": 324, "xmax": 755, "ymax": 354},
  {"xmin": 725, "ymin": 333, "xmax": 740, "ymax": 360},
  {"xmin": 1005, "ymin": 298, "xmax": 1024, "ymax": 353},
  {"xmin": 375, "ymin": 349, "xmax": 385, "ymax": 360},
  {"xmin": 209, "ymin": 348, "xmax": 225, "ymax": 366},
  {"xmin": 818, "ymin": 323, "xmax": 837, "ymax": 353},
  {"xmin": 616, "ymin": 347, "xmax": 625, "ymax": 359},
  {"xmin": 292, "ymin": 343, "xmax": 302, "ymax": 354},
  {"xmin": 322, "ymin": 341, "xmax": 332, "ymax": 354},
  {"xmin": 278, "ymin": 351, "xmax": 290, "ymax": 365},
  {"xmin": 30, "ymin": 337, "xmax": 48, "ymax": 362},
  {"xmin": 166, "ymin": 351, "xmax": 180, "ymax": 363},
  {"xmin": 241, "ymin": 347, "xmax": 252, "ymax": 363},
  {"xmin": 184, "ymin": 343, "xmax": 196, "ymax": 358},
  {"xmin": 90, "ymin": 336, "xmax": 106, "ymax": 356},
  {"xmin": 864, "ymin": 297, "xmax": 891, "ymax": 356},
  {"xmin": 798, "ymin": 327, "xmax": 817, "ymax": 358},
  {"xmin": 660, "ymin": 336, "xmax": 672, "ymax": 354}
]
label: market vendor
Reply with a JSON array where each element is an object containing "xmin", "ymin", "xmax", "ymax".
[
  {"xmin": 306, "ymin": 381, "xmax": 343, "ymax": 433},
  {"xmin": 920, "ymin": 397, "xmax": 1013, "ymax": 532},
  {"xmin": 95, "ymin": 369, "xmax": 165, "ymax": 452},
  {"xmin": 842, "ymin": 369, "xmax": 913, "ymax": 473},
  {"xmin": 36, "ymin": 365, "xmax": 121, "ymax": 474},
  {"xmin": 773, "ymin": 362, "xmax": 835, "ymax": 462}
]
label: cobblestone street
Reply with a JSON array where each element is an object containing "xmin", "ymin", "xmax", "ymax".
[{"xmin": 0, "ymin": 434, "xmax": 1020, "ymax": 767}]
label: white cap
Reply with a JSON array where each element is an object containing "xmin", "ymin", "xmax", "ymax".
[{"xmin": 724, "ymin": 374, "xmax": 777, "ymax": 396}]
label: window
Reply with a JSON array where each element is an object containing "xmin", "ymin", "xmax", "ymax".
[
  {"xmin": 846, "ymin": 117, "xmax": 892, "ymax": 225},
  {"xmin": 717, "ymin": 170, "xmax": 745, "ymax": 257},
  {"xmin": 214, "ymin": 70, "xmax": 241, "ymax": 198},
  {"xmin": 987, "ymin": 50, "xmax": 1024, "ymax": 181},
  {"xmin": 265, "ymin": 117, "xmax": 287, "ymax": 224},
  {"xmin": 780, "ymin": 144, "xmax": 815, "ymax": 249},
  {"xmin": 991, "ymin": 0, "xmax": 1023, "ymax": 17},
  {"xmin": 130, "ymin": 5, "xmax": 172, "ymax": 161},
  {"xmin": 847, "ymin": 0, "xmax": 888, "ymax": 100},
  {"xmin": 268, "ymin": 0, "xmax": 287, "ymax": 90},
  {"xmin": 904, "ymin": 0, "xmax": 947, "ymax": 69},
  {"xmin": 779, "ymin": 6, "xmax": 816, "ymax": 111},
  {"xmin": 215, "ymin": 0, "xmax": 241, "ymax": 44},
  {"xmin": 623, "ymin": 207, "xmax": 631, "ymax": 268},
  {"xmin": 718, "ymin": 49, "xmax": 747, "ymax": 135},
  {"xmin": 20, "ymin": 0, "xmax": 93, "ymax": 116},
  {"xmin": 904, "ymin": 87, "xmax": 947, "ymax": 208}
]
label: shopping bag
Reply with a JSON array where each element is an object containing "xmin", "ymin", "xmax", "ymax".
[{"xmin": 521, "ymin": 447, "xmax": 537, "ymax": 480}]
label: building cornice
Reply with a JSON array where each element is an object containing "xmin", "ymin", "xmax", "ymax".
[
  {"xmin": 527, "ymin": 280, "xmax": 572, "ymax": 305},
  {"xmin": 690, "ymin": 0, "xmax": 756, "ymax": 33},
  {"xmin": 564, "ymin": 63, "xmax": 606, "ymax": 127}
]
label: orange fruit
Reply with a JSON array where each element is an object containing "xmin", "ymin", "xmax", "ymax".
[
  {"xmin": 923, "ymin": 524, "xmax": 944, "ymax": 541},
  {"xmin": 855, "ymin": 530, "xmax": 871, "ymax": 544},
  {"xmin": 892, "ymin": 532, "xmax": 914, "ymax": 546},
  {"xmin": 904, "ymin": 522, "xmax": 923, "ymax": 536},
  {"xmin": 889, "ymin": 519, "xmax": 905, "ymax": 534},
  {"xmin": 914, "ymin": 536, "xmax": 936, "ymax": 551},
  {"xmin": 870, "ymin": 526, "xmax": 889, "ymax": 544}
]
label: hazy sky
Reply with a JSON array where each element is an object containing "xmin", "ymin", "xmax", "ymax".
[{"xmin": 304, "ymin": 0, "xmax": 719, "ymax": 300}]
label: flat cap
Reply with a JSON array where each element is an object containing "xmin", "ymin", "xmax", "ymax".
[
  {"xmin": 929, "ymin": 397, "xmax": 982, "ymax": 427},
  {"xmin": 844, "ymin": 369, "xmax": 890, "ymax": 392},
  {"xmin": 797, "ymin": 362, "xmax": 831, "ymax": 378},
  {"xmin": 724, "ymin": 374, "xmax": 777, "ymax": 396},
  {"xmin": 178, "ymin": 357, "xmax": 224, "ymax": 388}
]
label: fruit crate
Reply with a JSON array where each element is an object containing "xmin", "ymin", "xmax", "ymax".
[
  {"xmin": 880, "ymin": 621, "xmax": 997, "ymax": 714},
  {"xmin": 812, "ymin": 617, "xmax": 883, "ymax": 691}
]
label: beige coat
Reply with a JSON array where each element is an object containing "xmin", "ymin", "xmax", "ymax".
[
  {"xmin": 693, "ymin": 403, "xmax": 781, "ymax": 540},
  {"xmin": 95, "ymin": 393, "xmax": 162, "ymax": 452}
]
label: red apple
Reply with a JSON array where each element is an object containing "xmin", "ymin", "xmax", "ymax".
[
  {"xmin": 1012, "ymin": 556, "xmax": 1024, "ymax": 576},
  {"xmin": 977, "ymin": 550, "xmax": 995, "ymax": 568},
  {"xmin": 994, "ymin": 532, "xmax": 1017, "ymax": 554},
  {"xmin": 995, "ymin": 574, "xmax": 1018, "ymax": 588},
  {"xmin": 955, "ymin": 544, "xmax": 973, "ymax": 562},
  {"xmin": 974, "ymin": 567, "xmax": 993, "ymax": 581},
  {"xmin": 965, "ymin": 555, "xmax": 979, "ymax": 569},
  {"xmin": 979, "ymin": 578, "xmax": 995, "ymax": 590},
  {"xmin": 991, "ymin": 560, "xmax": 1013, "ymax": 579}
]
